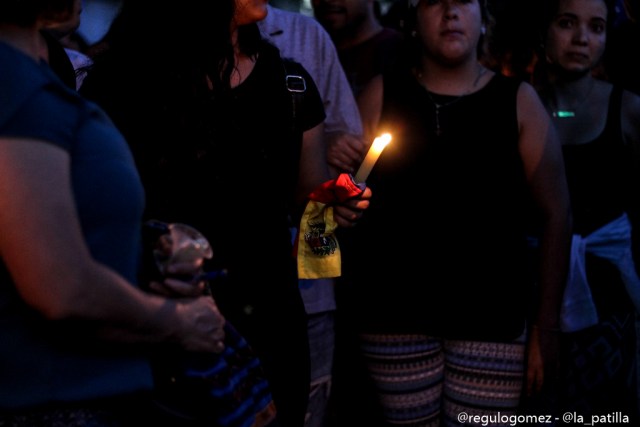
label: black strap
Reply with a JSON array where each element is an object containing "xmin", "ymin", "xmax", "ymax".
[{"xmin": 282, "ymin": 59, "xmax": 307, "ymax": 126}]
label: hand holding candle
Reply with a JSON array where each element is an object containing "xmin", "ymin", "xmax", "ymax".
[{"xmin": 354, "ymin": 133, "xmax": 392, "ymax": 182}]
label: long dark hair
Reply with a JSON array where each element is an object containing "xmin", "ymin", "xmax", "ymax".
[
  {"xmin": 80, "ymin": 0, "xmax": 271, "ymax": 173},
  {"xmin": 98, "ymin": 0, "xmax": 263, "ymax": 94},
  {"xmin": 0, "ymin": 0, "xmax": 75, "ymax": 27}
]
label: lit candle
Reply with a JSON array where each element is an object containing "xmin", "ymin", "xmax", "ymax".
[{"xmin": 354, "ymin": 133, "xmax": 392, "ymax": 182}]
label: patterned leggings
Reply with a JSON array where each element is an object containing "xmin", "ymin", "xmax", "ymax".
[{"xmin": 359, "ymin": 334, "xmax": 526, "ymax": 427}]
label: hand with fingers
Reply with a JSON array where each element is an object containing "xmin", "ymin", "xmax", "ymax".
[{"xmin": 326, "ymin": 131, "xmax": 367, "ymax": 175}]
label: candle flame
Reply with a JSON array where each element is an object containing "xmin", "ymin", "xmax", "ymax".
[{"xmin": 373, "ymin": 133, "xmax": 392, "ymax": 151}]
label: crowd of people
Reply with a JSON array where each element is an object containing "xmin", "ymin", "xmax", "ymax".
[{"xmin": 1, "ymin": 0, "xmax": 639, "ymax": 426}]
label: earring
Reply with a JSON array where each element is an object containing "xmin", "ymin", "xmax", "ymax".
[{"xmin": 481, "ymin": 26, "xmax": 486, "ymax": 35}]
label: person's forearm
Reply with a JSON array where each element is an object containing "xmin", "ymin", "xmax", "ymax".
[
  {"xmin": 52, "ymin": 261, "xmax": 183, "ymax": 344},
  {"xmin": 535, "ymin": 210, "xmax": 572, "ymax": 329}
]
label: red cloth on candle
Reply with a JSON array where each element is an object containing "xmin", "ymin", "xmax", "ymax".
[{"xmin": 297, "ymin": 173, "xmax": 364, "ymax": 279}]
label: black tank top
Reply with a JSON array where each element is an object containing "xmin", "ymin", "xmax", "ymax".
[
  {"xmin": 340, "ymin": 68, "xmax": 532, "ymax": 341},
  {"xmin": 562, "ymin": 86, "xmax": 632, "ymax": 235}
]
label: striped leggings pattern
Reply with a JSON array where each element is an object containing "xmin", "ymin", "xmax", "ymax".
[{"xmin": 359, "ymin": 334, "xmax": 526, "ymax": 426}]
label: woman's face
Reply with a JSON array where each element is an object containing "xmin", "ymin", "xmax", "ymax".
[
  {"xmin": 545, "ymin": 0, "xmax": 608, "ymax": 73},
  {"xmin": 234, "ymin": 0, "xmax": 268, "ymax": 26},
  {"xmin": 415, "ymin": 0, "xmax": 483, "ymax": 64}
]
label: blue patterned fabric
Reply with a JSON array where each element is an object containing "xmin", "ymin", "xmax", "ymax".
[{"xmin": 151, "ymin": 322, "xmax": 276, "ymax": 427}]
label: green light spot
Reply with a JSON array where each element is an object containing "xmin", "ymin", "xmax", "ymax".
[{"xmin": 553, "ymin": 110, "xmax": 575, "ymax": 118}]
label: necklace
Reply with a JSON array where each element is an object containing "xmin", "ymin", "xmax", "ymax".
[
  {"xmin": 417, "ymin": 65, "xmax": 487, "ymax": 136},
  {"xmin": 550, "ymin": 79, "xmax": 596, "ymax": 119}
]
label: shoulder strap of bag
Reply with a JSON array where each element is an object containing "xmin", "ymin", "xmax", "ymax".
[{"xmin": 282, "ymin": 59, "xmax": 307, "ymax": 129}]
